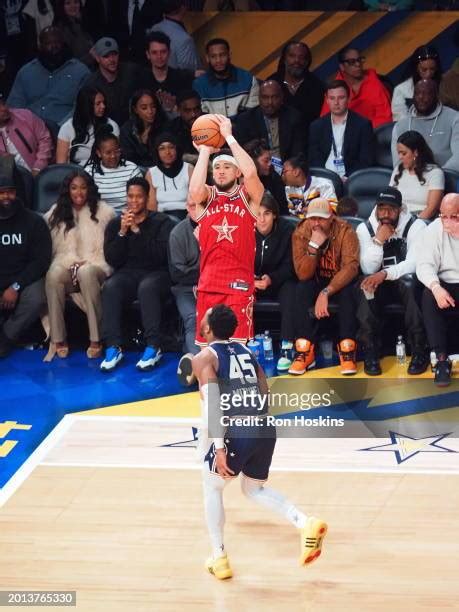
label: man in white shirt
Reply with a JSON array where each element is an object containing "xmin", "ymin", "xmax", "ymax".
[
  {"xmin": 356, "ymin": 186, "xmax": 428, "ymax": 376},
  {"xmin": 308, "ymin": 79, "xmax": 375, "ymax": 178},
  {"xmin": 417, "ymin": 193, "xmax": 459, "ymax": 386}
]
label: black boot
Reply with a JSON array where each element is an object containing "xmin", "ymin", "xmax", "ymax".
[
  {"xmin": 434, "ymin": 359, "xmax": 452, "ymax": 387},
  {"xmin": 363, "ymin": 347, "xmax": 381, "ymax": 376},
  {"xmin": 408, "ymin": 350, "xmax": 430, "ymax": 375}
]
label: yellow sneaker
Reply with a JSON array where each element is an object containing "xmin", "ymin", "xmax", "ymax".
[
  {"xmin": 300, "ymin": 517, "xmax": 328, "ymax": 566},
  {"xmin": 205, "ymin": 554, "xmax": 233, "ymax": 580}
]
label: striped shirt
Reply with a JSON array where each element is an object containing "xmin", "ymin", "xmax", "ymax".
[{"xmin": 86, "ymin": 161, "xmax": 142, "ymax": 213}]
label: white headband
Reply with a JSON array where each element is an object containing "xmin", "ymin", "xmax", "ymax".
[{"xmin": 212, "ymin": 154, "xmax": 239, "ymax": 169}]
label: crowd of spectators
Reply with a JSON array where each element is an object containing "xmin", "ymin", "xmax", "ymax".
[{"xmin": 0, "ymin": 0, "xmax": 458, "ymax": 386}]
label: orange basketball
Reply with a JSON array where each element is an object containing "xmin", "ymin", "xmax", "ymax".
[{"xmin": 191, "ymin": 114, "xmax": 226, "ymax": 149}]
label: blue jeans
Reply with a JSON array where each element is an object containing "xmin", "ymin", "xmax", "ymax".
[{"xmin": 171, "ymin": 285, "xmax": 199, "ymax": 355}]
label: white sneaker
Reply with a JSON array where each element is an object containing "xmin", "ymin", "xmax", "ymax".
[
  {"xmin": 100, "ymin": 346, "xmax": 123, "ymax": 372},
  {"xmin": 136, "ymin": 346, "xmax": 162, "ymax": 371}
]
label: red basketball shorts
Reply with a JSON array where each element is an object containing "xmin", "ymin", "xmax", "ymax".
[{"xmin": 195, "ymin": 291, "xmax": 254, "ymax": 346}]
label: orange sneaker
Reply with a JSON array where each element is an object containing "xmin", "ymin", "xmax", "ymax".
[
  {"xmin": 337, "ymin": 338, "xmax": 357, "ymax": 375},
  {"xmin": 288, "ymin": 339, "xmax": 315, "ymax": 375}
]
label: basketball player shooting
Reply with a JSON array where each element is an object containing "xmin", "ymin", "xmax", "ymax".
[
  {"xmin": 192, "ymin": 304, "xmax": 328, "ymax": 580},
  {"xmin": 189, "ymin": 114, "xmax": 264, "ymax": 348}
]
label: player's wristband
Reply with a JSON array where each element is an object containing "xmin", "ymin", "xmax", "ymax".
[
  {"xmin": 373, "ymin": 237, "xmax": 383, "ymax": 247},
  {"xmin": 213, "ymin": 438, "xmax": 225, "ymax": 449},
  {"xmin": 308, "ymin": 240, "xmax": 320, "ymax": 250},
  {"xmin": 226, "ymin": 135, "xmax": 236, "ymax": 146}
]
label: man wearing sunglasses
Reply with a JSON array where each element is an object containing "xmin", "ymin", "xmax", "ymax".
[
  {"xmin": 417, "ymin": 193, "xmax": 459, "ymax": 386},
  {"xmin": 320, "ymin": 46, "xmax": 392, "ymax": 129}
]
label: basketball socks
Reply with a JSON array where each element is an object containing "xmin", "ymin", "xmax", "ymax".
[
  {"xmin": 240, "ymin": 475, "xmax": 307, "ymax": 529},
  {"xmin": 203, "ymin": 470, "xmax": 228, "ymax": 559}
]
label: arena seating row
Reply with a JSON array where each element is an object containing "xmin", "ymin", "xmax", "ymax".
[{"xmin": 24, "ymin": 163, "xmax": 459, "ymax": 221}]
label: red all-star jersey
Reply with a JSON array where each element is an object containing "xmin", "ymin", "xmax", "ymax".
[{"xmin": 197, "ymin": 184, "xmax": 257, "ymax": 295}]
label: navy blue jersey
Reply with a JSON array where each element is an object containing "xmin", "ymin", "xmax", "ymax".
[{"xmin": 208, "ymin": 341, "xmax": 267, "ymax": 418}]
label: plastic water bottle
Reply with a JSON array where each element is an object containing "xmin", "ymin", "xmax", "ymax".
[
  {"xmin": 263, "ymin": 330, "xmax": 274, "ymax": 361},
  {"xmin": 396, "ymin": 335, "xmax": 406, "ymax": 365}
]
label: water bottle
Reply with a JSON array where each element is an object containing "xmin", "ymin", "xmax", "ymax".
[
  {"xmin": 396, "ymin": 335, "xmax": 406, "ymax": 365},
  {"xmin": 263, "ymin": 330, "xmax": 273, "ymax": 361}
]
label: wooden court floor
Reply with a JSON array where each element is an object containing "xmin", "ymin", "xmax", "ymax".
[{"xmin": 1, "ymin": 418, "xmax": 458, "ymax": 611}]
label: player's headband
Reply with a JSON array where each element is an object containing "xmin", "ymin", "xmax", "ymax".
[{"xmin": 212, "ymin": 155, "xmax": 239, "ymax": 169}]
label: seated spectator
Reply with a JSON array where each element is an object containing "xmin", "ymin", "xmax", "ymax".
[
  {"xmin": 150, "ymin": 1, "xmax": 201, "ymax": 73},
  {"xmin": 391, "ymin": 79, "xmax": 459, "ymax": 171},
  {"xmin": 86, "ymin": 129, "xmax": 142, "ymax": 213},
  {"xmin": 282, "ymin": 153, "xmax": 337, "ymax": 218},
  {"xmin": 120, "ymin": 89, "xmax": 167, "ymax": 167},
  {"xmin": 234, "ymin": 80, "xmax": 307, "ymax": 162},
  {"xmin": 0, "ymin": 92, "xmax": 53, "ymax": 176},
  {"xmin": 309, "ymin": 79, "xmax": 375, "ymax": 179},
  {"xmin": 390, "ymin": 130, "xmax": 444, "ymax": 219},
  {"xmin": 7, "ymin": 26, "xmax": 90, "ymax": 126},
  {"xmin": 145, "ymin": 132, "xmax": 193, "ymax": 216},
  {"xmin": 112, "ymin": 0, "xmax": 162, "ymax": 64},
  {"xmin": 143, "ymin": 31, "xmax": 194, "ymax": 116},
  {"xmin": 417, "ymin": 193, "xmax": 459, "ymax": 386},
  {"xmin": 336, "ymin": 196, "xmax": 358, "ymax": 217},
  {"xmin": 355, "ymin": 186, "xmax": 428, "ymax": 376},
  {"xmin": 53, "ymin": 0, "xmax": 94, "ymax": 67},
  {"xmin": 268, "ymin": 41, "xmax": 325, "ymax": 129},
  {"xmin": 290, "ymin": 198, "xmax": 360, "ymax": 376},
  {"xmin": 166, "ymin": 89, "xmax": 203, "ymax": 158},
  {"xmin": 56, "ymin": 87, "xmax": 119, "ymax": 165},
  {"xmin": 0, "ymin": 174, "xmax": 51, "ymax": 357},
  {"xmin": 22, "ymin": 0, "xmax": 54, "ymax": 47},
  {"xmin": 193, "ymin": 38, "xmax": 259, "ymax": 117},
  {"xmin": 439, "ymin": 25, "xmax": 459, "ymax": 112},
  {"xmin": 100, "ymin": 176, "xmax": 175, "ymax": 372},
  {"xmin": 244, "ymin": 139, "xmax": 288, "ymax": 214},
  {"xmin": 392, "ymin": 45, "xmax": 442, "ymax": 122},
  {"xmin": 85, "ymin": 37, "xmax": 146, "ymax": 126},
  {"xmin": 168, "ymin": 194, "xmax": 200, "ymax": 386},
  {"xmin": 255, "ymin": 192, "xmax": 297, "ymax": 371},
  {"xmin": 44, "ymin": 170, "xmax": 115, "ymax": 360},
  {"xmin": 321, "ymin": 46, "xmax": 392, "ymax": 129}
]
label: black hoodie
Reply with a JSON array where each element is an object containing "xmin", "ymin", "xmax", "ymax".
[
  {"xmin": 0, "ymin": 200, "xmax": 52, "ymax": 291},
  {"xmin": 255, "ymin": 216, "xmax": 296, "ymax": 291}
]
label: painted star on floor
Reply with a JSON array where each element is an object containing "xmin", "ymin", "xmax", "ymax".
[{"xmin": 359, "ymin": 431, "xmax": 457, "ymax": 464}]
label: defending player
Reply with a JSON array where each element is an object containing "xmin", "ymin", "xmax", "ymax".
[
  {"xmin": 188, "ymin": 114, "xmax": 264, "ymax": 348},
  {"xmin": 192, "ymin": 305, "xmax": 328, "ymax": 579}
]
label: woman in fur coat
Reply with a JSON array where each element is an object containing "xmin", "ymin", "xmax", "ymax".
[{"xmin": 44, "ymin": 170, "xmax": 115, "ymax": 358}]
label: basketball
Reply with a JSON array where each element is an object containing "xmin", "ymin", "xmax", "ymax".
[{"xmin": 191, "ymin": 114, "xmax": 226, "ymax": 149}]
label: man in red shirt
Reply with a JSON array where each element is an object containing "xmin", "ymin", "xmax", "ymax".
[
  {"xmin": 189, "ymin": 114, "xmax": 264, "ymax": 347},
  {"xmin": 321, "ymin": 46, "xmax": 392, "ymax": 129}
]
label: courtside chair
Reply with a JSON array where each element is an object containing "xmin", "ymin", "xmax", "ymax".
[{"xmin": 345, "ymin": 167, "xmax": 393, "ymax": 220}]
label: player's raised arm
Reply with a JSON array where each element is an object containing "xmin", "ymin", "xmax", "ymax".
[
  {"xmin": 189, "ymin": 145, "xmax": 213, "ymax": 212},
  {"xmin": 213, "ymin": 115, "xmax": 264, "ymax": 213}
]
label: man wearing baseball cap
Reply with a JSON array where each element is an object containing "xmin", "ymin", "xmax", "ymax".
[
  {"xmin": 290, "ymin": 197, "xmax": 360, "ymax": 376},
  {"xmin": 0, "ymin": 175, "xmax": 51, "ymax": 357},
  {"xmin": 85, "ymin": 37, "xmax": 145, "ymax": 125},
  {"xmin": 356, "ymin": 186, "xmax": 428, "ymax": 376}
]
